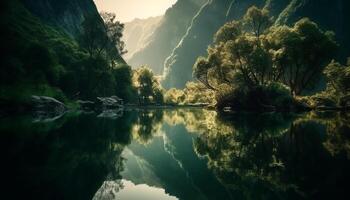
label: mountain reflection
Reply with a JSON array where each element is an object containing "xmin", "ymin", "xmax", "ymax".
[{"xmin": 0, "ymin": 110, "xmax": 349, "ymax": 200}]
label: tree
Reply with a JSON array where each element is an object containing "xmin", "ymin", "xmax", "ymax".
[
  {"xmin": 133, "ymin": 67, "xmax": 164, "ymax": 105},
  {"xmin": 100, "ymin": 12, "xmax": 127, "ymax": 57},
  {"xmin": 194, "ymin": 7, "xmax": 337, "ymax": 98},
  {"xmin": 270, "ymin": 18, "xmax": 337, "ymax": 95},
  {"xmin": 224, "ymin": 35, "xmax": 273, "ymax": 86},
  {"xmin": 324, "ymin": 60, "xmax": 350, "ymax": 97},
  {"xmin": 193, "ymin": 57, "xmax": 217, "ymax": 90},
  {"xmin": 80, "ymin": 12, "xmax": 126, "ymax": 60},
  {"xmin": 79, "ymin": 14, "xmax": 107, "ymax": 57},
  {"xmin": 164, "ymin": 88, "xmax": 185, "ymax": 105},
  {"xmin": 113, "ymin": 64, "xmax": 137, "ymax": 102},
  {"xmin": 214, "ymin": 21, "xmax": 242, "ymax": 44},
  {"xmin": 243, "ymin": 6, "xmax": 272, "ymax": 37}
]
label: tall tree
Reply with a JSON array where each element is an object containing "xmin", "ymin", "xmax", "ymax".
[
  {"xmin": 100, "ymin": 12, "xmax": 127, "ymax": 57},
  {"xmin": 133, "ymin": 67, "xmax": 164, "ymax": 105},
  {"xmin": 79, "ymin": 14, "xmax": 107, "ymax": 57},
  {"xmin": 270, "ymin": 19, "xmax": 337, "ymax": 95},
  {"xmin": 194, "ymin": 7, "xmax": 337, "ymax": 96}
]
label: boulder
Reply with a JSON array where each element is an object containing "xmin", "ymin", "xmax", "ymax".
[
  {"xmin": 31, "ymin": 96, "xmax": 67, "ymax": 121},
  {"xmin": 96, "ymin": 96, "xmax": 123, "ymax": 110},
  {"xmin": 31, "ymin": 96, "xmax": 67, "ymax": 114},
  {"xmin": 77, "ymin": 100, "xmax": 95, "ymax": 110},
  {"xmin": 97, "ymin": 108, "xmax": 123, "ymax": 119}
]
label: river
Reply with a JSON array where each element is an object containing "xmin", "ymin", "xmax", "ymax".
[{"xmin": 1, "ymin": 109, "xmax": 349, "ymax": 200}]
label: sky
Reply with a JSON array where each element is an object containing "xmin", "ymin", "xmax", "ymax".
[{"xmin": 94, "ymin": 0, "xmax": 177, "ymax": 22}]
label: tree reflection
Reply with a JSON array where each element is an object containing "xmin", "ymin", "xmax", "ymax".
[
  {"xmin": 194, "ymin": 112, "xmax": 350, "ymax": 199},
  {"xmin": 0, "ymin": 112, "xmax": 135, "ymax": 200},
  {"xmin": 1, "ymin": 109, "xmax": 349, "ymax": 200},
  {"xmin": 131, "ymin": 109, "xmax": 164, "ymax": 144}
]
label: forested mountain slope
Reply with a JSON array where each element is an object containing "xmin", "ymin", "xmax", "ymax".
[
  {"xmin": 161, "ymin": 0, "xmax": 350, "ymax": 88},
  {"xmin": 0, "ymin": 0, "xmax": 129, "ymax": 107},
  {"xmin": 21, "ymin": 0, "xmax": 100, "ymax": 38},
  {"xmin": 123, "ymin": 16, "xmax": 163, "ymax": 60},
  {"xmin": 127, "ymin": 0, "xmax": 207, "ymax": 74}
]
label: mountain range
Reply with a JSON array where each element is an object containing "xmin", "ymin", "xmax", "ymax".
[{"xmin": 123, "ymin": 0, "xmax": 350, "ymax": 88}]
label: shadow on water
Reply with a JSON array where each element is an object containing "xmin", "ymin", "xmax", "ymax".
[
  {"xmin": 0, "ymin": 109, "xmax": 349, "ymax": 200},
  {"xmin": 195, "ymin": 111, "xmax": 350, "ymax": 200}
]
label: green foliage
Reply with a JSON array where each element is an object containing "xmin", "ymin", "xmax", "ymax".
[
  {"xmin": 194, "ymin": 111, "xmax": 350, "ymax": 198},
  {"xmin": 79, "ymin": 14, "xmax": 107, "ymax": 57},
  {"xmin": 303, "ymin": 59, "xmax": 350, "ymax": 108},
  {"xmin": 214, "ymin": 21, "xmax": 242, "ymax": 44},
  {"xmin": 324, "ymin": 60, "xmax": 350, "ymax": 96},
  {"xmin": 100, "ymin": 12, "xmax": 127, "ymax": 56},
  {"xmin": 164, "ymin": 88, "xmax": 185, "ymax": 105},
  {"xmin": 113, "ymin": 64, "xmax": 137, "ymax": 102},
  {"xmin": 164, "ymin": 82, "xmax": 215, "ymax": 105},
  {"xmin": 216, "ymin": 82, "xmax": 293, "ymax": 111},
  {"xmin": 79, "ymin": 12, "xmax": 126, "ymax": 59},
  {"xmin": 193, "ymin": 6, "xmax": 337, "ymax": 110},
  {"xmin": 133, "ymin": 66, "xmax": 164, "ymax": 105},
  {"xmin": 1, "ymin": 1, "xmax": 135, "ymax": 104},
  {"xmin": 243, "ymin": 6, "xmax": 272, "ymax": 37},
  {"xmin": 270, "ymin": 18, "xmax": 338, "ymax": 95}
]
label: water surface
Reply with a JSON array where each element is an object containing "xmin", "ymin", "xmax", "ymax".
[{"xmin": 1, "ymin": 109, "xmax": 349, "ymax": 200}]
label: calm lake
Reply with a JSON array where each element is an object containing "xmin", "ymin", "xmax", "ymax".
[{"xmin": 1, "ymin": 109, "xmax": 349, "ymax": 200}]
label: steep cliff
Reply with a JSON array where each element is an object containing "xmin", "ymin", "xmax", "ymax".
[
  {"xmin": 274, "ymin": 0, "xmax": 350, "ymax": 60},
  {"xmin": 123, "ymin": 16, "xmax": 163, "ymax": 60},
  {"xmin": 162, "ymin": 0, "xmax": 350, "ymax": 88},
  {"xmin": 127, "ymin": 0, "xmax": 207, "ymax": 74},
  {"xmin": 21, "ymin": 0, "xmax": 100, "ymax": 38},
  {"xmin": 163, "ymin": 0, "xmax": 266, "ymax": 88}
]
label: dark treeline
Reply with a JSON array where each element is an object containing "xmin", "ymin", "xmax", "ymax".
[{"xmin": 0, "ymin": 0, "xmax": 165, "ymax": 109}]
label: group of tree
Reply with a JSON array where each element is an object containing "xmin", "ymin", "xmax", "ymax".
[
  {"xmin": 164, "ymin": 82, "xmax": 215, "ymax": 105},
  {"xmin": 132, "ymin": 66, "xmax": 164, "ymax": 105},
  {"xmin": 192, "ymin": 6, "xmax": 348, "ymax": 111},
  {"xmin": 1, "ymin": 1, "xmax": 138, "ymax": 105},
  {"xmin": 194, "ymin": 111, "xmax": 350, "ymax": 199},
  {"xmin": 78, "ymin": 13, "xmax": 168, "ymax": 105}
]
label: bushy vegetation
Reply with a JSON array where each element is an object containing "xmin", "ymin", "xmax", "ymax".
[
  {"xmin": 300, "ymin": 59, "xmax": 350, "ymax": 109},
  {"xmin": 193, "ymin": 6, "xmax": 338, "ymax": 111},
  {"xmin": 0, "ymin": 0, "xmax": 135, "ymax": 106},
  {"xmin": 164, "ymin": 82, "xmax": 215, "ymax": 105},
  {"xmin": 132, "ymin": 66, "xmax": 164, "ymax": 105}
]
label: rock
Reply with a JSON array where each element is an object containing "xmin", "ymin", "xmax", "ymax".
[
  {"xmin": 31, "ymin": 96, "xmax": 67, "ymax": 121},
  {"xmin": 31, "ymin": 96, "xmax": 67, "ymax": 113},
  {"xmin": 77, "ymin": 100, "xmax": 95, "ymax": 110},
  {"xmin": 97, "ymin": 109, "xmax": 123, "ymax": 119},
  {"xmin": 96, "ymin": 96, "xmax": 124, "ymax": 110},
  {"xmin": 223, "ymin": 107, "xmax": 232, "ymax": 112}
]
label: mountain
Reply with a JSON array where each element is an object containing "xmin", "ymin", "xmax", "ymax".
[
  {"xmin": 161, "ymin": 0, "xmax": 350, "ymax": 88},
  {"xmin": 273, "ymin": 0, "xmax": 350, "ymax": 60},
  {"xmin": 21, "ymin": 0, "xmax": 100, "ymax": 39},
  {"xmin": 163, "ymin": 0, "xmax": 266, "ymax": 88},
  {"xmin": 123, "ymin": 16, "xmax": 163, "ymax": 60},
  {"xmin": 127, "ymin": 0, "xmax": 208, "ymax": 74}
]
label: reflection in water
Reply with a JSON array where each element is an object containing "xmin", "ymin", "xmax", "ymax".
[
  {"xmin": 94, "ymin": 180, "xmax": 178, "ymax": 200},
  {"xmin": 0, "ymin": 109, "xmax": 349, "ymax": 199}
]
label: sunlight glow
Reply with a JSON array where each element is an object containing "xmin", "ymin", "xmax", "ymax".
[{"xmin": 93, "ymin": 0, "xmax": 177, "ymax": 22}]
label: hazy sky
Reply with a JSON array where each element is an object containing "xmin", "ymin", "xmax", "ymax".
[{"xmin": 94, "ymin": 0, "xmax": 177, "ymax": 22}]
